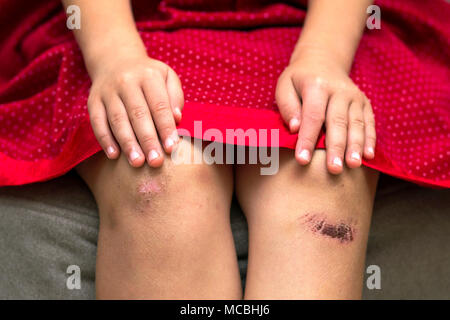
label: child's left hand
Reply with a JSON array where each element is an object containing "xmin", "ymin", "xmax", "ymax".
[{"xmin": 276, "ymin": 47, "xmax": 376, "ymax": 174}]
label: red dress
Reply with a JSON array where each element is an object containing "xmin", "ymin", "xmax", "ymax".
[{"xmin": 0, "ymin": 0, "xmax": 449, "ymax": 187}]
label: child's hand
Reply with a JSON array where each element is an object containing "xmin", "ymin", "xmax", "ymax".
[
  {"xmin": 87, "ymin": 49, "xmax": 184, "ymax": 167},
  {"xmin": 276, "ymin": 47, "xmax": 376, "ymax": 174}
]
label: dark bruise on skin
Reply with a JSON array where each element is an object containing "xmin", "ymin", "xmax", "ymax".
[
  {"xmin": 301, "ymin": 213, "xmax": 356, "ymax": 243},
  {"xmin": 315, "ymin": 220, "xmax": 354, "ymax": 242}
]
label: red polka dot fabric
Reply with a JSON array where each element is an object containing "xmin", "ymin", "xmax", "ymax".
[{"xmin": 0, "ymin": 0, "xmax": 449, "ymax": 187}]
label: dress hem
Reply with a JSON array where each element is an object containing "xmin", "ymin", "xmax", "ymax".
[{"xmin": 0, "ymin": 101, "xmax": 448, "ymax": 188}]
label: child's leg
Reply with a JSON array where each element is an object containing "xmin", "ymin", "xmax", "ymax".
[
  {"xmin": 76, "ymin": 139, "xmax": 241, "ymax": 299},
  {"xmin": 235, "ymin": 149, "xmax": 378, "ymax": 299}
]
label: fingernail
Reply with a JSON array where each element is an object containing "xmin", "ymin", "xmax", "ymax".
[
  {"xmin": 299, "ymin": 149, "xmax": 310, "ymax": 162},
  {"xmin": 351, "ymin": 152, "xmax": 361, "ymax": 162},
  {"xmin": 289, "ymin": 118, "xmax": 300, "ymax": 132},
  {"xmin": 149, "ymin": 150, "xmax": 159, "ymax": 162},
  {"xmin": 106, "ymin": 146, "xmax": 115, "ymax": 156},
  {"xmin": 165, "ymin": 137, "xmax": 174, "ymax": 149},
  {"xmin": 333, "ymin": 157, "xmax": 343, "ymax": 167},
  {"xmin": 129, "ymin": 150, "xmax": 140, "ymax": 162},
  {"xmin": 174, "ymin": 107, "xmax": 182, "ymax": 119},
  {"xmin": 367, "ymin": 147, "xmax": 375, "ymax": 157}
]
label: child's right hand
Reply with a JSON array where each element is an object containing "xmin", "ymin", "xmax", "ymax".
[{"xmin": 87, "ymin": 49, "xmax": 184, "ymax": 167}]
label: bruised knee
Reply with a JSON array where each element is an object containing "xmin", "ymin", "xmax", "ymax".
[
  {"xmin": 92, "ymin": 154, "xmax": 176, "ymax": 223},
  {"xmin": 101, "ymin": 168, "xmax": 179, "ymax": 232},
  {"xmin": 134, "ymin": 174, "xmax": 169, "ymax": 207},
  {"xmin": 105, "ymin": 150, "xmax": 228, "ymax": 224},
  {"xmin": 119, "ymin": 167, "xmax": 172, "ymax": 217},
  {"xmin": 298, "ymin": 213, "xmax": 357, "ymax": 244}
]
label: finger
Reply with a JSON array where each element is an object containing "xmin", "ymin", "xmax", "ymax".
[
  {"xmin": 363, "ymin": 99, "xmax": 376, "ymax": 159},
  {"xmin": 167, "ymin": 67, "xmax": 184, "ymax": 123},
  {"xmin": 275, "ymin": 72, "xmax": 301, "ymax": 133},
  {"xmin": 104, "ymin": 94, "xmax": 145, "ymax": 167},
  {"xmin": 345, "ymin": 101, "xmax": 365, "ymax": 169},
  {"xmin": 119, "ymin": 87, "xmax": 164, "ymax": 168},
  {"xmin": 325, "ymin": 94, "xmax": 350, "ymax": 174},
  {"xmin": 142, "ymin": 75, "xmax": 179, "ymax": 153},
  {"xmin": 295, "ymin": 80, "xmax": 328, "ymax": 165},
  {"xmin": 88, "ymin": 96, "xmax": 120, "ymax": 159}
]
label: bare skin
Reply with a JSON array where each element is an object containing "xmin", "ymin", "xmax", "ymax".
[
  {"xmin": 64, "ymin": 0, "xmax": 378, "ymax": 299},
  {"xmin": 76, "ymin": 139, "xmax": 242, "ymax": 299},
  {"xmin": 235, "ymin": 150, "xmax": 379, "ymax": 299},
  {"xmin": 277, "ymin": 0, "xmax": 376, "ymax": 174},
  {"xmin": 62, "ymin": 0, "xmax": 184, "ymax": 167}
]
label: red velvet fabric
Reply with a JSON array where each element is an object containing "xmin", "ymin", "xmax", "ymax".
[{"xmin": 0, "ymin": 0, "xmax": 449, "ymax": 187}]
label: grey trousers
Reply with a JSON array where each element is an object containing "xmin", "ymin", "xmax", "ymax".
[{"xmin": 0, "ymin": 171, "xmax": 449, "ymax": 299}]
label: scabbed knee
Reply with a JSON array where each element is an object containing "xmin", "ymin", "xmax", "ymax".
[
  {"xmin": 299, "ymin": 213, "xmax": 357, "ymax": 243},
  {"xmin": 133, "ymin": 175, "xmax": 169, "ymax": 210}
]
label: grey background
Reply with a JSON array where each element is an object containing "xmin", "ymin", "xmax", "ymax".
[{"xmin": 0, "ymin": 171, "xmax": 449, "ymax": 299}]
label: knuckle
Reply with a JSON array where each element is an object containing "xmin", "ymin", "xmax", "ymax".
[
  {"xmin": 143, "ymin": 66, "xmax": 164, "ymax": 79},
  {"xmin": 329, "ymin": 143, "xmax": 346, "ymax": 154},
  {"xmin": 139, "ymin": 134, "xmax": 158, "ymax": 146},
  {"xmin": 151, "ymin": 101, "xmax": 169, "ymax": 114},
  {"xmin": 329, "ymin": 114, "xmax": 348, "ymax": 129},
  {"xmin": 130, "ymin": 105, "xmax": 149, "ymax": 120},
  {"xmin": 305, "ymin": 110, "xmax": 325, "ymax": 123},
  {"xmin": 346, "ymin": 90, "xmax": 359, "ymax": 100},
  {"xmin": 142, "ymin": 68, "xmax": 158, "ymax": 79},
  {"xmin": 120, "ymin": 138, "xmax": 137, "ymax": 151},
  {"xmin": 158, "ymin": 125, "xmax": 175, "ymax": 138},
  {"xmin": 339, "ymin": 84, "xmax": 360, "ymax": 99},
  {"xmin": 117, "ymin": 72, "xmax": 135, "ymax": 85},
  {"xmin": 305, "ymin": 76, "xmax": 326, "ymax": 89},
  {"xmin": 96, "ymin": 132, "xmax": 111, "ymax": 145},
  {"xmin": 90, "ymin": 114, "xmax": 104, "ymax": 127},
  {"xmin": 109, "ymin": 112, "xmax": 128, "ymax": 127},
  {"xmin": 300, "ymin": 135, "xmax": 318, "ymax": 148},
  {"xmin": 337, "ymin": 81, "xmax": 351, "ymax": 91},
  {"xmin": 366, "ymin": 133, "xmax": 377, "ymax": 143},
  {"xmin": 276, "ymin": 100, "xmax": 294, "ymax": 114},
  {"xmin": 350, "ymin": 118, "xmax": 365, "ymax": 129},
  {"xmin": 348, "ymin": 143, "xmax": 363, "ymax": 152}
]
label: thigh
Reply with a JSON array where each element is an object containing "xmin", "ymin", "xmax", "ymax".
[
  {"xmin": 235, "ymin": 149, "xmax": 379, "ymax": 299},
  {"xmin": 76, "ymin": 138, "xmax": 241, "ymax": 299}
]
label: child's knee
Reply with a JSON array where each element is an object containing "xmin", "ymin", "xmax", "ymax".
[
  {"xmin": 103, "ymin": 156, "xmax": 229, "ymax": 231},
  {"xmin": 104, "ymin": 173, "xmax": 204, "ymax": 239},
  {"xmin": 132, "ymin": 172, "xmax": 170, "ymax": 212},
  {"xmin": 98, "ymin": 167, "xmax": 171, "ymax": 228},
  {"xmin": 297, "ymin": 212, "xmax": 358, "ymax": 244}
]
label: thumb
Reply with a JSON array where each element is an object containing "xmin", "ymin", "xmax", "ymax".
[
  {"xmin": 166, "ymin": 67, "xmax": 185, "ymax": 123},
  {"xmin": 275, "ymin": 72, "xmax": 302, "ymax": 133}
]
